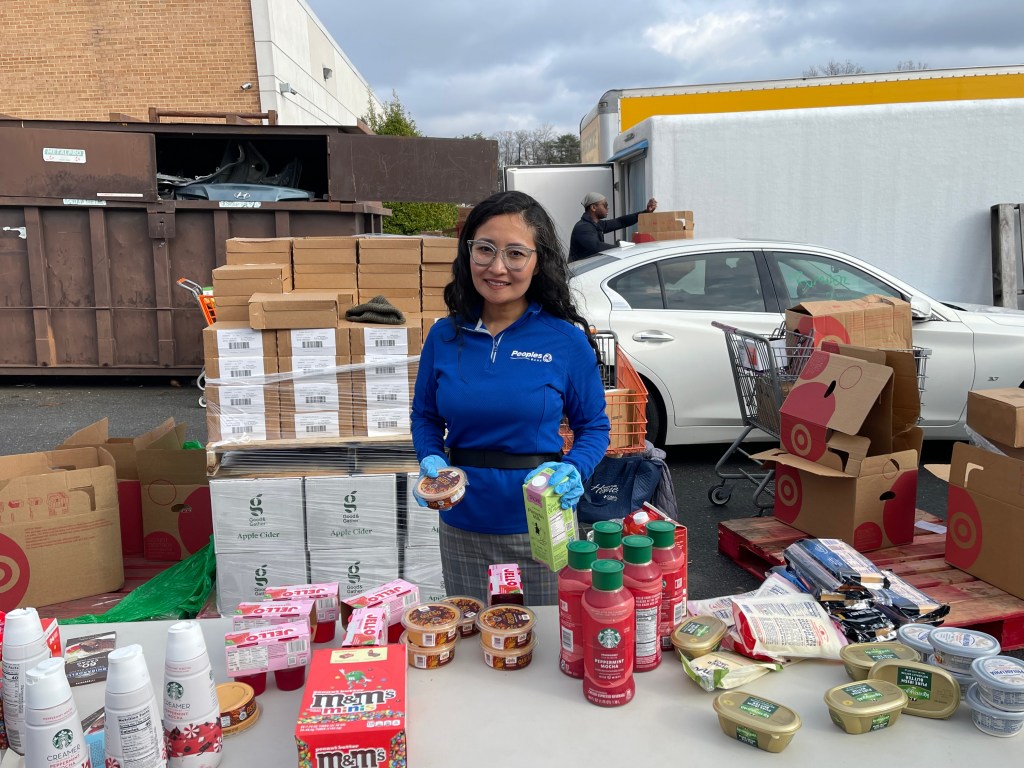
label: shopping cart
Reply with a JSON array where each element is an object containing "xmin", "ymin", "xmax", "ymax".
[
  {"xmin": 708, "ymin": 322, "xmax": 816, "ymax": 511},
  {"xmin": 176, "ymin": 278, "xmax": 217, "ymax": 408}
]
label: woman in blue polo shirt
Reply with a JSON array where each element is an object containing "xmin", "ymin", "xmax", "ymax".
[{"xmin": 411, "ymin": 191, "xmax": 610, "ymax": 605}]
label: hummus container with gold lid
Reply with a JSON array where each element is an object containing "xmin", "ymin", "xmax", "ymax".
[
  {"xmin": 475, "ymin": 604, "xmax": 535, "ymax": 650},
  {"xmin": 965, "ymin": 683, "xmax": 1024, "ymax": 737},
  {"xmin": 867, "ymin": 659, "xmax": 960, "ymax": 718},
  {"xmin": 928, "ymin": 627, "xmax": 1000, "ymax": 673},
  {"xmin": 415, "ymin": 467, "xmax": 468, "ymax": 510},
  {"xmin": 670, "ymin": 616, "xmax": 727, "ymax": 660},
  {"xmin": 400, "ymin": 603, "xmax": 461, "ymax": 647},
  {"xmin": 896, "ymin": 623, "xmax": 935, "ymax": 657},
  {"xmin": 840, "ymin": 642, "xmax": 921, "ymax": 681},
  {"xmin": 971, "ymin": 655, "xmax": 1024, "ymax": 712},
  {"xmin": 481, "ymin": 636, "xmax": 536, "ymax": 670},
  {"xmin": 712, "ymin": 691, "xmax": 801, "ymax": 752},
  {"xmin": 824, "ymin": 679, "xmax": 908, "ymax": 733},
  {"xmin": 400, "ymin": 631, "xmax": 457, "ymax": 669},
  {"xmin": 442, "ymin": 595, "xmax": 484, "ymax": 638},
  {"xmin": 217, "ymin": 681, "xmax": 260, "ymax": 737}
]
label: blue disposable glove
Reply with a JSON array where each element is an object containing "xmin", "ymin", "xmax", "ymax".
[
  {"xmin": 413, "ymin": 454, "xmax": 449, "ymax": 508},
  {"xmin": 525, "ymin": 462, "xmax": 584, "ymax": 510}
]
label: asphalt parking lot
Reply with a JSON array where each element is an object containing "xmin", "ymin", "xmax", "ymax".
[{"xmin": 0, "ymin": 375, "xmax": 956, "ymax": 603}]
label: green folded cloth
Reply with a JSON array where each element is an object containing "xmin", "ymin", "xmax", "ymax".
[{"xmin": 345, "ymin": 295, "xmax": 406, "ymax": 325}]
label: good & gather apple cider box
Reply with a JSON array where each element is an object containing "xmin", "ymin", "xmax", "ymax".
[{"xmin": 295, "ymin": 646, "xmax": 407, "ymax": 768}]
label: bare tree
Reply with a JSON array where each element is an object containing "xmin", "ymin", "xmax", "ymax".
[
  {"xmin": 895, "ymin": 60, "xmax": 930, "ymax": 71},
  {"xmin": 803, "ymin": 59, "xmax": 866, "ymax": 77}
]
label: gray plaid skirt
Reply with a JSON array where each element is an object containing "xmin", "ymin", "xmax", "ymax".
[{"xmin": 439, "ymin": 520, "xmax": 558, "ymax": 606}]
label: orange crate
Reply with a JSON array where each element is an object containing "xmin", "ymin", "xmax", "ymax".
[{"xmin": 561, "ymin": 347, "xmax": 648, "ymax": 456}]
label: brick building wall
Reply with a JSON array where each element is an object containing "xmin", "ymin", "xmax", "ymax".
[{"xmin": 0, "ymin": 0, "xmax": 261, "ymax": 122}]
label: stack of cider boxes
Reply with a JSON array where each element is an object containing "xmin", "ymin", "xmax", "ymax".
[{"xmin": 205, "ymin": 235, "xmax": 455, "ymax": 445}]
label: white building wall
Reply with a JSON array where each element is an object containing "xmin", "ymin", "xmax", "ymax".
[
  {"xmin": 622, "ymin": 100, "xmax": 1024, "ymax": 305},
  {"xmin": 250, "ymin": 0, "xmax": 381, "ymax": 126}
]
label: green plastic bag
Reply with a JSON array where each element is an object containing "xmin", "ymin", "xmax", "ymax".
[{"xmin": 61, "ymin": 539, "xmax": 216, "ymax": 625}]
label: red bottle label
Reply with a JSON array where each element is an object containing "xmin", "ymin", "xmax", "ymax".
[
  {"xmin": 659, "ymin": 563, "xmax": 688, "ymax": 650},
  {"xmin": 583, "ymin": 601, "xmax": 635, "ymax": 707},
  {"xmin": 633, "ymin": 590, "xmax": 662, "ymax": 671},
  {"xmin": 558, "ymin": 586, "xmax": 586, "ymax": 678}
]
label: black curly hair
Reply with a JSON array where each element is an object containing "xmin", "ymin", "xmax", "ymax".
[{"xmin": 442, "ymin": 190, "xmax": 600, "ymax": 360}]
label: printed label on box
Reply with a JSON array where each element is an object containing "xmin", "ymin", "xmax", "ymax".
[
  {"xmin": 217, "ymin": 385, "xmax": 268, "ymax": 412},
  {"xmin": 217, "ymin": 327, "xmax": 265, "ymax": 357},
  {"xmin": 363, "ymin": 354, "xmax": 411, "ymax": 381},
  {"xmin": 365, "ymin": 379, "xmax": 411, "ymax": 408},
  {"xmin": 294, "ymin": 381, "xmax": 340, "ymax": 411},
  {"xmin": 217, "ymin": 357, "xmax": 266, "ymax": 379},
  {"xmin": 363, "ymin": 328, "xmax": 409, "ymax": 356},
  {"xmin": 290, "ymin": 356, "xmax": 337, "ymax": 376},
  {"xmin": 366, "ymin": 408, "xmax": 410, "ymax": 436},
  {"xmin": 291, "ymin": 328, "xmax": 336, "ymax": 356},
  {"xmin": 225, "ymin": 620, "xmax": 311, "ymax": 674},
  {"xmin": 294, "ymin": 412, "xmax": 341, "ymax": 437},
  {"xmin": 219, "ymin": 413, "xmax": 268, "ymax": 441}
]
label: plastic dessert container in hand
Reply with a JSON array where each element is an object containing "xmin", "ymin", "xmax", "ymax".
[
  {"xmin": 970, "ymin": 655, "xmax": 1024, "ymax": 712},
  {"xmin": 475, "ymin": 604, "xmax": 536, "ymax": 650},
  {"xmin": 400, "ymin": 632, "xmax": 457, "ymax": 670},
  {"xmin": 400, "ymin": 603, "xmax": 461, "ymax": 647},
  {"xmin": 481, "ymin": 636, "xmax": 536, "ymax": 670},
  {"xmin": 840, "ymin": 642, "xmax": 921, "ymax": 681},
  {"xmin": 824, "ymin": 679, "xmax": 908, "ymax": 734},
  {"xmin": 671, "ymin": 616, "xmax": 727, "ymax": 660},
  {"xmin": 416, "ymin": 467, "xmax": 468, "ymax": 510},
  {"xmin": 867, "ymin": 659, "xmax": 960, "ymax": 718},
  {"xmin": 442, "ymin": 595, "xmax": 484, "ymax": 638},
  {"xmin": 965, "ymin": 683, "xmax": 1024, "ymax": 737},
  {"xmin": 928, "ymin": 627, "xmax": 1000, "ymax": 673},
  {"xmin": 712, "ymin": 691, "xmax": 801, "ymax": 752}
]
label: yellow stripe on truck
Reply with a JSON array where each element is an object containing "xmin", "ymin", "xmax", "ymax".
[{"xmin": 619, "ymin": 73, "xmax": 1024, "ymax": 132}]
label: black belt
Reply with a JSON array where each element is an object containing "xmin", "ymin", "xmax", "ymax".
[{"xmin": 447, "ymin": 448, "xmax": 561, "ymax": 470}]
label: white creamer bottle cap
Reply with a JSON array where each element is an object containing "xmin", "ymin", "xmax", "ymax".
[
  {"xmin": 107, "ymin": 644, "xmax": 151, "ymax": 694},
  {"xmin": 3, "ymin": 607, "xmax": 43, "ymax": 647},
  {"xmin": 25, "ymin": 657, "xmax": 70, "ymax": 710},
  {"xmin": 165, "ymin": 621, "xmax": 207, "ymax": 663}
]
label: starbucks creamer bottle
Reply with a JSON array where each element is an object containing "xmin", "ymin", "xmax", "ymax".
[
  {"xmin": 106, "ymin": 644, "xmax": 167, "ymax": 767},
  {"xmin": 2, "ymin": 607, "xmax": 52, "ymax": 755},
  {"xmin": 23, "ymin": 657, "xmax": 91, "ymax": 768},
  {"xmin": 162, "ymin": 621, "xmax": 222, "ymax": 767}
]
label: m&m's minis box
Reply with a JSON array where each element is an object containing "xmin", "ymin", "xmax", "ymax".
[{"xmin": 295, "ymin": 646, "xmax": 407, "ymax": 768}]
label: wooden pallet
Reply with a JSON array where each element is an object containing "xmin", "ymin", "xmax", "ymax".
[
  {"xmin": 718, "ymin": 511, "xmax": 1024, "ymax": 650},
  {"xmin": 206, "ymin": 435, "xmax": 416, "ymax": 475}
]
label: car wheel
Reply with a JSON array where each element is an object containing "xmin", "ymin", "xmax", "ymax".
[{"xmin": 643, "ymin": 379, "xmax": 665, "ymax": 447}]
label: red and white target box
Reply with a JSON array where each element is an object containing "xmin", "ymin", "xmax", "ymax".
[{"xmin": 930, "ymin": 442, "xmax": 1024, "ymax": 600}]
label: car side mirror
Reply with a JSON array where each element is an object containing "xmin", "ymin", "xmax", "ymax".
[{"xmin": 910, "ymin": 296, "xmax": 932, "ymax": 321}]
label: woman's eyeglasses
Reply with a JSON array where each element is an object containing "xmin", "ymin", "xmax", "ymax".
[{"xmin": 467, "ymin": 240, "xmax": 536, "ymax": 272}]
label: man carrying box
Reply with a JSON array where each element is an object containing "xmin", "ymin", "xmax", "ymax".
[{"xmin": 568, "ymin": 193, "xmax": 657, "ymax": 263}]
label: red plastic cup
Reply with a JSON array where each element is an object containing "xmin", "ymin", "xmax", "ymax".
[
  {"xmin": 314, "ymin": 620, "xmax": 336, "ymax": 644},
  {"xmin": 236, "ymin": 672, "xmax": 267, "ymax": 696},
  {"xmin": 274, "ymin": 665, "xmax": 307, "ymax": 691},
  {"xmin": 386, "ymin": 623, "xmax": 403, "ymax": 644}
]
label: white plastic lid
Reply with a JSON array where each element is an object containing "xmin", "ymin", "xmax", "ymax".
[
  {"xmin": 971, "ymin": 655, "xmax": 1024, "ymax": 693},
  {"xmin": 24, "ymin": 657, "xmax": 71, "ymax": 710},
  {"xmin": 165, "ymin": 621, "xmax": 207, "ymax": 663},
  {"xmin": 529, "ymin": 474, "xmax": 548, "ymax": 488},
  {"xmin": 2, "ymin": 607, "xmax": 43, "ymax": 647},
  {"xmin": 929, "ymin": 627, "xmax": 1000, "ymax": 657},
  {"xmin": 896, "ymin": 623, "xmax": 933, "ymax": 655},
  {"xmin": 107, "ymin": 644, "xmax": 151, "ymax": 694}
]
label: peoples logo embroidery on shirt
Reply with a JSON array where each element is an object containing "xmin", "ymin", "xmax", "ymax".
[{"xmin": 510, "ymin": 350, "xmax": 553, "ymax": 363}]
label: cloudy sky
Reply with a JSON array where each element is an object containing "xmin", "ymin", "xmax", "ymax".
[{"xmin": 307, "ymin": 0, "xmax": 1024, "ymax": 138}]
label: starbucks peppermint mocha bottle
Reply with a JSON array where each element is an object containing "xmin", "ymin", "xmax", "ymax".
[
  {"xmin": 647, "ymin": 520, "xmax": 687, "ymax": 651},
  {"xmin": 592, "ymin": 520, "xmax": 624, "ymax": 561},
  {"xmin": 621, "ymin": 535, "xmax": 663, "ymax": 672},
  {"xmin": 163, "ymin": 621, "xmax": 223, "ymax": 767},
  {"xmin": 582, "ymin": 560, "xmax": 635, "ymax": 707},
  {"xmin": 558, "ymin": 540, "xmax": 599, "ymax": 678}
]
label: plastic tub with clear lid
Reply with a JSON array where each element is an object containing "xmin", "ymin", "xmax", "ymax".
[
  {"xmin": 415, "ymin": 468, "xmax": 468, "ymax": 510},
  {"xmin": 964, "ymin": 683, "xmax": 1024, "ymax": 737},
  {"xmin": 400, "ymin": 603, "xmax": 461, "ymax": 647},
  {"xmin": 971, "ymin": 655, "xmax": 1024, "ymax": 712},
  {"xmin": 928, "ymin": 627, "xmax": 1000, "ymax": 673}
]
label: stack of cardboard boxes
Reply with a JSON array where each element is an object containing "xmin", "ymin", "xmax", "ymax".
[
  {"xmin": 754, "ymin": 296, "xmax": 922, "ymax": 552},
  {"xmin": 634, "ymin": 210, "xmax": 695, "ymax": 242}
]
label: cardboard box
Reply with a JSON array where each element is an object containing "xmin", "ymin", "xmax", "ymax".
[
  {"xmin": 638, "ymin": 211, "xmax": 694, "ymax": 232},
  {"xmin": 420, "ymin": 265, "xmax": 453, "ymax": 288},
  {"xmin": 357, "ymin": 237, "xmax": 422, "ymax": 265},
  {"xmin": 421, "ymin": 294, "xmax": 447, "ymax": 312},
  {"xmin": 291, "ymin": 237, "xmax": 358, "ymax": 265},
  {"xmin": 966, "ymin": 388, "xmax": 1024, "ymax": 448},
  {"xmin": 215, "ymin": 548, "xmax": 310, "ymax": 614},
  {"xmin": 281, "ymin": 410, "xmax": 350, "ymax": 440},
  {"xmin": 277, "ymin": 327, "xmax": 352, "ymax": 358},
  {"xmin": 930, "ymin": 442, "xmax": 1024, "ymax": 600},
  {"xmin": 632, "ymin": 230, "xmax": 695, "ymax": 242},
  {"xmin": 309, "ymin": 548, "xmax": 401, "ymax": 599},
  {"xmin": 304, "ymin": 474, "xmax": 398, "ymax": 547},
  {"xmin": 295, "ymin": 646, "xmax": 407, "ymax": 768},
  {"xmin": 211, "ymin": 477, "xmax": 305, "ymax": 553},
  {"xmin": 0, "ymin": 448, "xmax": 123, "ymax": 610},
  {"xmin": 420, "ymin": 237, "xmax": 458, "ymax": 262},
  {"xmin": 757, "ymin": 449, "xmax": 919, "ymax": 551},
  {"xmin": 202, "ymin": 322, "xmax": 277, "ymax": 360},
  {"xmin": 339, "ymin": 579, "xmax": 419, "ymax": 631},
  {"xmin": 280, "ymin": 375, "xmax": 344, "ymax": 414},
  {"xmin": 136, "ymin": 423, "xmax": 211, "ymax": 561},
  {"xmin": 785, "ymin": 294, "xmax": 913, "ymax": 350},
  {"xmin": 404, "ymin": 473, "xmax": 440, "ymax": 548},
  {"xmin": 403, "ymin": 546, "xmax": 444, "ymax": 587},
  {"xmin": 210, "ymin": 297, "xmax": 250, "ymax": 322},
  {"xmin": 249, "ymin": 292, "xmax": 353, "ymax": 330},
  {"xmin": 205, "ymin": 355, "xmax": 279, "ymax": 382},
  {"xmin": 345, "ymin": 322, "xmax": 422, "ymax": 357},
  {"xmin": 225, "ymin": 620, "xmax": 311, "ymax": 676},
  {"xmin": 293, "ymin": 264, "xmax": 358, "ymax": 291},
  {"xmin": 357, "ymin": 272, "xmax": 420, "ymax": 290},
  {"xmin": 356, "ymin": 263, "xmax": 421, "ymax": 275},
  {"xmin": 207, "ymin": 410, "xmax": 281, "ymax": 443},
  {"xmin": 58, "ymin": 418, "xmax": 177, "ymax": 557},
  {"xmin": 212, "ymin": 264, "xmax": 292, "ymax": 296},
  {"xmin": 225, "ymin": 237, "xmax": 292, "ymax": 264}
]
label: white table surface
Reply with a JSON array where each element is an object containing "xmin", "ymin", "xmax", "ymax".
[{"xmin": 41, "ymin": 609, "xmax": 1017, "ymax": 766}]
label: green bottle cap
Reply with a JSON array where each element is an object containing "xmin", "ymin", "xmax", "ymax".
[
  {"xmin": 591, "ymin": 559, "xmax": 624, "ymax": 591},
  {"xmin": 646, "ymin": 520, "xmax": 676, "ymax": 548},
  {"xmin": 592, "ymin": 520, "xmax": 623, "ymax": 549},
  {"xmin": 567, "ymin": 540, "xmax": 599, "ymax": 570},
  {"xmin": 622, "ymin": 535, "xmax": 653, "ymax": 564}
]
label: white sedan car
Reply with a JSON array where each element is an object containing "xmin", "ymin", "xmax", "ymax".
[{"xmin": 569, "ymin": 238, "xmax": 1024, "ymax": 446}]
